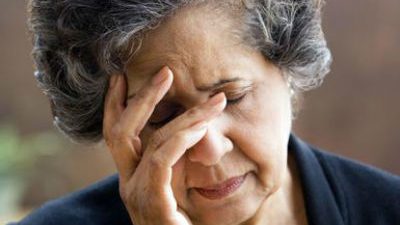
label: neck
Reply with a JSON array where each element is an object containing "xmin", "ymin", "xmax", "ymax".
[{"xmin": 243, "ymin": 153, "xmax": 308, "ymax": 225}]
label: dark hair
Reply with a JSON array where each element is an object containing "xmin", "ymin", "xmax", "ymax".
[{"xmin": 28, "ymin": 0, "xmax": 331, "ymax": 143}]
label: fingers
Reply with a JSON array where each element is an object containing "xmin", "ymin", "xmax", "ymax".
[
  {"xmin": 103, "ymin": 73, "xmax": 138, "ymax": 181},
  {"xmin": 120, "ymin": 66, "xmax": 173, "ymax": 139},
  {"xmin": 150, "ymin": 122, "xmax": 209, "ymax": 181},
  {"xmin": 103, "ymin": 66, "xmax": 173, "ymax": 181},
  {"xmin": 149, "ymin": 92, "xmax": 226, "ymax": 150},
  {"xmin": 144, "ymin": 93, "xmax": 227, "ymax": 187},
  {"xmin": 103, "ymin": 74, "xmax": 126, "ymax": 137}
]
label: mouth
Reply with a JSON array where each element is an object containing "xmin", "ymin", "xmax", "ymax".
[{"xmin": 193, "ymin": 173, "xmax": 248, "ymax": 200}]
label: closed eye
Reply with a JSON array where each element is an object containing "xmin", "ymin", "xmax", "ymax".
[
  {"xmin": 226, "ymin": 94, "xmax": 246, "ymax": 105},
  {"xmin": 148, "ymin": 111, "xmax": 179, "ymax": 128},
  {"xmin": 148, "ymin": 94, "xmax": 247, "ymax": 128}
]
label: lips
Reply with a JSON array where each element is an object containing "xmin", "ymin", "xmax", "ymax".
[{"xmin": 194, "ymin": 173, "xmax": 248, "ymax": 200}]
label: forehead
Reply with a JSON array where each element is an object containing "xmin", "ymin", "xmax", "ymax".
[{"xmin": 125, "ymin": 3, "xmax": 260, "ymax": 93}]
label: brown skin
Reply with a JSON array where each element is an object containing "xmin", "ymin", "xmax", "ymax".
[{"xmin": 103, "ymin": 4, "xmax": 308, "ymax": 225}]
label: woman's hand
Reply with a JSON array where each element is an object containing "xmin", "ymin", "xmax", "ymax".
[{"xmin": 103, "ymin": 66, "xmax": 226, "ymax": 225}]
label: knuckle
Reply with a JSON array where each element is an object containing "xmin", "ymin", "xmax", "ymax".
[
  {"xmin": 148, "ymin": 154, "xmax": 165, "ymax": 170},
  {"xmin": 103, "ymin": 123, "xmax": 118, "ymax": 141},
  {"xmin": 103, "ymin": 126, "xmax": 120, "ymax": 148},
  {"xmin": 186, "ymin": 107, "xmax": 201, "ymax": 118},
  {"xmin": 175, "ymin": 130, "xmax": 189, "ymax": 142},
  {"xmin": 111, "ymin": 125, "xmax": 131, "ymax": 142},
  {"xmin": 106, "ymin": 126, "xmax": 134, "ymax": 148},
  {"xmin": 134, "ymin": 89, "xmax": 147, "ymax": 101},
  {"xmin": 107, "ymin": 124, "xmax": 122, "ymax": 139},
  {"xmin": 149, "ymin": 129, "xmax": 166, "ymax": 148},
  {"xmin": 171, "ymin": 131, "xmax": 189, "ymax": 146}
]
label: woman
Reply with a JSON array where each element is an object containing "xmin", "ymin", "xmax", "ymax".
[{"xmin": 11, "ymin": 0, "xmax": 399, "ymax": 224}]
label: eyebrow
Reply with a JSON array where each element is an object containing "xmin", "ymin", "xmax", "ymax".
[
  {"xmin": 196, "ymin": 77, "xmax": 243, "ymax": 92},
  {"xmin": 127, "ymin": 77, "xmax": 243, "ymax": 100}
]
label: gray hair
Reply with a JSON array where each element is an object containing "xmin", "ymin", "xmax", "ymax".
[{"xmin": 28, "ymin": 0, "xmax": 331, "ymax": 143}]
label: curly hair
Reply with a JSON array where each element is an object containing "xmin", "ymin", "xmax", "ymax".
[{"xmin": 28, "ymin": 0, "xmax": 331, "ymax": 143}]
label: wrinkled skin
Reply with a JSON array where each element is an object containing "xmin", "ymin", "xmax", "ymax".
[{"xmin": 103, "ymin": 4, "xmax": 307, "ymax": 225}]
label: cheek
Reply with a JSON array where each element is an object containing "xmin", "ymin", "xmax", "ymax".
[{"xmin": 231, "ymin": 86, "xmax": 292, "ymax": 190}]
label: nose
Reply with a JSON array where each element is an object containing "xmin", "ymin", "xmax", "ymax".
[{"xmin": 186, "ymin": 122, "xmax": 233, "ymax": 166}]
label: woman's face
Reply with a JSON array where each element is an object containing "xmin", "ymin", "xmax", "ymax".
[{"xmin": 125, "ymin": 6, "xmax": 292, "ymax": 225}]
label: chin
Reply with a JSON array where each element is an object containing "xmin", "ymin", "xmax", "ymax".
[
  {"xmin": 191, "ymin": 195, "xmax": 263, "ymax": 225},
  {"xmin": 187, "ymin": 172, "xmax": 266, "ymax": 225}
]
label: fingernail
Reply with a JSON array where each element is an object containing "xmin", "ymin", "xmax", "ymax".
[
  {"xmin": 208, "ymin": 92, "xmax": 226, "ymax": 106},
  {"xmin": 109, "ymin": 75, "xmax": 118, "ymax": 89},
  {"xmin": 152, "ymin": 67, "xmax": 170, "ymax": 85}
]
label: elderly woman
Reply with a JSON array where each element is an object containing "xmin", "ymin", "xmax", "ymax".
[{"xmin": 11, "ymin": 0, "xmax": 399, "ymax": 225}]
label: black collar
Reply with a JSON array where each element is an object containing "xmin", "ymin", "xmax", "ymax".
[{"xmin": 289, "ymin": 134, "xmax": 346, "ymax": 225}]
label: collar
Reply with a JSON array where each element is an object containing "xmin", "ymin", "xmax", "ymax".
[{"xmin": 288, "ymin": 134, "xmax": 346, "ymax": 225}]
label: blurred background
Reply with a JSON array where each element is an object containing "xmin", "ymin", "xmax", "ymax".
[{"xmin": 0, "ymin": 0, "xmax": 399, "ymax": 223}]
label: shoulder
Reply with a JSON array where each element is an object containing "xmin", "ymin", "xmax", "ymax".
[
  {"xmin": 9, "ymin": 174, "xmax": 131, "ymax": 225},
  {"xmin": 310, "ymin": 145, "xmax": 400, "ymax": 225}
]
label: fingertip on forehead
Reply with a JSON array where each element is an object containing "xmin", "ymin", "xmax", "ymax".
[{"xmin": 162, "ymin": 66, "xmax": 174, "ymax": 82}]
